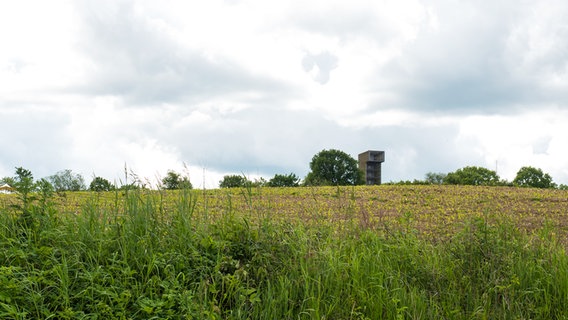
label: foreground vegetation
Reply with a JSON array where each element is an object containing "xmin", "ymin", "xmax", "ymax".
[{"xmin": 1, "ymin": 185, "xmax": 567, "ymax": 319}]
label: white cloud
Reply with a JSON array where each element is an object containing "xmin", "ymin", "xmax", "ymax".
[
  {"xmin": 1, "ymin": 0, "xmax": 568, "ymax": 188},
  {"xmin": 457, "ymin": 109, "xmax": 568, "ymax": 183}
]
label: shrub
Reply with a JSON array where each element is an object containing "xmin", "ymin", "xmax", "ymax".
[
  {"xmin": 444, "ymin": 166, "xmax": 500, "ymax": 186},
  {"xmin": 267, "ymin": 173, "xmax": 300, "ymax": 187},
  {"xmin": 162, "ymin": 170, "xmax": 192, "ymax": 190},
  {"xmin": 89, "ymin": 176, "xmax": 115, "ymax": 191},
  {"xmin": 219, "ymin": 175, "xmax": 251, "ymax": 188}
]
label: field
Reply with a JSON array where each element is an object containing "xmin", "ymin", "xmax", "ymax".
[{"xmin": 1, "ymin": 185, "xmax": 567, "ymax": 319}]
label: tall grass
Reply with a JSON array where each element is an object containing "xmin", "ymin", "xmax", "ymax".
[{"xmin": 0, "ymin": 187, "xmax": 566, "ymax": 319}]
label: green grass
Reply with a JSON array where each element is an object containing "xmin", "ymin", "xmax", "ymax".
[{"xmin": 0, "ymin": 187, "xmax": 567, "ymax": 319}]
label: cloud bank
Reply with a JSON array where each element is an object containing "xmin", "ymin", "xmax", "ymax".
[{"xmin": 1, "ymin": 0, "xmax": 567, "ymax": 187}]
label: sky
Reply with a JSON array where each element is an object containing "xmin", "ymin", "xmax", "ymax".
[{"xmin": 1, "ymin": 0, "xmax": 568, "ymax": 188}]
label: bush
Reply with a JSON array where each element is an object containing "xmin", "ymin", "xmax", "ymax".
[
  {"xmin": 219, "ymin": 175, "xmax": 251, "ymax": 188},
  {"xmin": 444, "ymin": 166, "xmax": 500, "ymax": 186},
  {"xmin": 89, "ymin": 176, "xmax": 115, "ymax": 191},
  {"xmin": 162, "ymin": 170, "xmax": 192, "ymax": 190},
  {"xmin": 267, "ymin": 173, "xmax": 300, "ymax": 187}
]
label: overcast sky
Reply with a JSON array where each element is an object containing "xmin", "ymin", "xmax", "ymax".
[{"xmin": 1, "ymin": 0, "xmax": 568, "ymax": 188}]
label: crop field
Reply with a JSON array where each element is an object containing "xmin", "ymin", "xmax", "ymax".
[
  {"xmin": 11, "ymin": 185, "xmax": 565, "ymax": 245},
  {"xmin": 1, "ymin": 185, "xmax": 567, "ymax": 319},
  {"xmin": 205, "ymin": 185, "xmax": 568, "ymax": 243}
]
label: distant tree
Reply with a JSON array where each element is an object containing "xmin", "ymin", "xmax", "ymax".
[
  {"xmin": 513, "ymin": 166, "xmax": 555, "ymax": 189},
  {"xmin": 304, "ymin": 149, "xmax": 365, "ymax": 186},
  {"xmin": 0, "ymin": 177, "xmax": 15, "ymax": 193},
  {"xmin": 252, "ymin": 177, "xmax": 267, "ymax": 188},
  {"xmin": 499, "ymin": 179, "xmax": 514, "ymax": 187},
  {"xmin": 1, "ymin": 176, "xmax": 16, "ymax": 187},
  {"xmin": 386, "ymin": 179, "xmax": 429, "ymax": 185},
  {"xmin": 444, "ymin": 166, "xmax": 500, "ymax": 186},
  {"xmin": 49, "ymin": 169, "xmax": 86, "ymax": 192},
  {"xmin": 219, "ymin": 175, "xmax": 250, "ymax": 188},
  {"xmin": 89, "ymin": 176, "xmax": 115, "ymax": 192},
  {"xmin": 162, "ymin": 170, "xmax": 193, "ymax": 190},
  {"xmin": 425, "ymin": 172, "xmax": 446, "ymax": 185},
  {"xmin": 267, "ymin": 173, "xmax": 301, "ymax": 187}
]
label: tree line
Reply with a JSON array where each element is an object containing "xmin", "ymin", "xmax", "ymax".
[
  {"xmin": 1, "ymin": 149, "xmax": 566, "ymax": 192},
  {"xmin": 219, "ymin": 149, "xmax": 361, "ymax": 188},
  {"xmin": 0, "ymin": 169, "xmax": 192, "ymax": 193},
  {"xmin": 218, "ymin": 150, "xmax": 565, "ymax": 189},
  {"xmin": 397, "ymin": 165, "xmax": 565, "ymax": 189}
]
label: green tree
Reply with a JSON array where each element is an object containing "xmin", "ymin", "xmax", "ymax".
[
  {"xmin": 162, "ymin": 170, "xmax": 193, "ymax": 190},
  {"xmin": 1, "ymin": 176, "xmax": 16, "ymax": 186},
  {"xmin": 513, "ymin": 166, "xmax": 555, "ymax": 189},
  {"xmin": 49, "ymin": 169, "xmax": 86, "ymax": 192},
  {"xmin": 89, "ymin": 176, "xmax": 115, "ymax": 192},
  {"xmin": 267, "ymin": 173, "xmax": 300, "ymax": 187},
  {"xmin": 305, "ymin": 149, "xmax": 364, "ymax": 186},
  {"xmin": 1, "ymin": 176, "xmax": 16, "ymax": 193},
  {"xmin": 252, "ymin": 177, "xmax": 267, "ymax": 188},
  {"xmin": 425, "ymin": 172, "xmax": 446, "ymax": 185},
  {"xmin": 219, "ymin": 175, "xmax": 250, "ymax": 188},
  {"xmin": 444, "ymin": 166, "xmax": 500, "ymax": 186}
]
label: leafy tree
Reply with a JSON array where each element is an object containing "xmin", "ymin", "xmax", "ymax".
[
  {"xmin": 425, "ymin": 172, "xmax": 446, "ymax": 185},
  {"xmin": 267, "ymin": 173, "xmax": 301, "ymax": 187},
  {"xmin": 513, "ymin": 166, "xmax": 555, "ymax": 189},
  {"xmin": 444, "ymin": 166, "xmax": 500, "ymax": 186},
  {"xmin": 1, "ymin": 176, "xmax": 16, "ymax": 186},
  {"xmin": 252, "ymin": 177, "xmax": 268, "ymax": 188},
  {"xmin": 0, "ymin": 177, "xmax": 16, "ymax": 193},
  {"xmin": 49, "ymin": 169, "xmax": 86, "ymax": 192},
  {"xmin": 304, "ymin": 149, "xmax": 364, "ymax": 186},
  {"xmin": 89, "ymin": 176, "xmax": 115, "ymax": 192},
  {"xmin": 219, "ymin": 175, "xmax": 250, "ymax": 188},
  {"xmin": 162, "ymin": 170, "xmax": 192, "ymax": 190}
]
